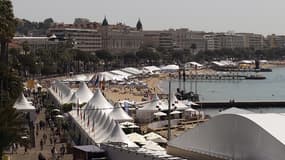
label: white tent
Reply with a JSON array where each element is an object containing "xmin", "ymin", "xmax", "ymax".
[
  {"xmin": 219, "ymin": 107, "xmax": 253, "ymax": 115},
  {"xmin": 141, "ymin": 141, "xmax": 165, "ymax": 152},
  {"xmin": 160, "ymin": 64, "xmax": 179, "ymax": 72},
  {"xmin": 109, "ymin": 103, "xmax": 133, "ymax": 122},
  {"xmin": 144, "ymin": 132, "xmax": 167, "ymax": 144},
  {"xmin": 64, "ymin": 73, "xmax": 95, "ymax": 82},
  {"xmin": 85, "ymin": 88, "xmax": 114, "ymax": 115},
  {"xmin": 168, "ymin": 113, "xmax": 285, "ymax": 160},
  {"xmin": 99, "ymin": 72, "xmax": 125, "ymax": 81},
  {"xmin": 13, "ymin": 93, "xmax": 36, "ymax": 121},
  {"xmin": 110, "ymin": 70, "xmax": 132, "ymax": 79},
  {"xmin": 69, "ymin": 105, "xmax": 137, "ymax": 148},
  {"xmin": 143, "ymin": 66, "xmax": 161, "ymax": 75},
  {"xmin": 168, "ymin": 93, "xmax": 189, "ymax": 111},
  {"xmin": 136, "ymin": 95, "xmax": 168, "ymax": 123},
  {"xmin": 127, "ymin": 132, "xmax": 147, "ymax": 145},
  {"xmin": 121, "ymin": 67, "xmax": 143, "ymax": 75},
  {"xmin": 185, "ymin": 62, "xmax": 203, "ymax": 69},
  {"xmin": 49, "ymin": 80, "xmax": 73, "ymax": 104},
  {"xmin": 69, "ymin": 82, "xmax": 93, "ymax": 104}
]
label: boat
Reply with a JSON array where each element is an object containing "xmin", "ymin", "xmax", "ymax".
[{"xmin": 245, "ymin": 74, "xmax": 266, "ymax": 80}]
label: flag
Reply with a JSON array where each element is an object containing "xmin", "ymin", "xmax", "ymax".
[
  {"xmin": 76, "ymin": 98, "xmax": 79, "ymax": 116},
  {"xmin": 87, "ymin": 117, "xmax": 89, "ymax": 127},
  {"xmin": 83, "ymin": 111, "xmax": 85, "ymax": 121},
  {"xmin": 94, "ymin": 75, "xmax": 99, "ymax": 87},
  {"xmin": 92, "ymin": 121, "xmax": 94, "ymax": 132}
]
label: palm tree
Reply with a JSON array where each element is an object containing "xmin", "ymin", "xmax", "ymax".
[
  {"xmin": 0, "ymin": 0, "xmax": 17, "ymax": 65},
  {"xmin": 0, "ymin": 107, "xmax": 25, "ymax": 159}
]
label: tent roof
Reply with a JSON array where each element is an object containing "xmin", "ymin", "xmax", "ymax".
[
  {"xmin": 185, "ymin": 62, "xmax": 203, "ymax": 67},
  {"xmin": 121, "ymin": 67, "xmax": 143, "ymax": 75},
  {"xmin": 160, "ymin": 64, "xmax": 179, "ymax": 71},
  {"xmin": 110, "ymin": 70, "xmax": 132, "ymax": 79},
  {"xmin": 168, "ymin": 112, "xmax": 285, "ymax": 159},
  {"xmin": 139, "ymin": 99, "xmax": 167, "ymax": 111},
  {"xmin": 99, "ymin": 72, "xmax": 125, "ymax": 81},
  {"xmin": 144, "ymin": 132, "xmax": 167, "ymax": 143},
  {"xmin": 86, "ymin": 88, "xmax": 113, "ymax": 114},
  {"xmin": 13, "ymin": 93, "xmax": 35, "ymax": 110},
  {"xmin": 109, "ymin": 103, "xmax": 133, "ymax": 122},
  {"xmin": 73, "ymin": 145, "xmax": 105, "ymax": 153},
  {"xmin": 108, "ymin": 122, "xmax": 138, "ymax": 147},
  {"xmin": 143, "ymin": 66, "xmax": 161, "ymax": 72},
  {"xmin": 141, "ymin": 141, "xmax": 165, "ymax": 151},
  {"xmin": 75, "ymin": 82, "xmax": 93, "ymax": 103},
  {"xmin": 219, "ymin": 107, "xmax": 253, "ymax": 115},
  {"xmin": 127, "ymin": 132, "xmax": 147, "ymax": 145}
]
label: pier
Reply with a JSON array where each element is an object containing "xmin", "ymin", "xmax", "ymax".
[{"xmin": 193, "ymin": 100, "xmax": 285, "ymax": 108}]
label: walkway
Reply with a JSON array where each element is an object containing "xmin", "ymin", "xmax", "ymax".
[{"xmin": 6, "ymin": 107, "xmax": 73, "ymax": 160}]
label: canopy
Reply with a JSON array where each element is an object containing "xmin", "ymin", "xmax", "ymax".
[
  {"xmin": 110, "ymin": 70, "xmax": 132, "ymax": 79},
  {"xmin": 121, "ymin": 67, "xmax": 143, "ymax": 75},
  {"xmin": 127, "ymin": 133, "xmax": 147, "ymax": 145},
  {"xmin": 99, "ymin": 72, "xmax": 125, "ymax": 81},
  {"xmin": 160, "ymin": 64, "xmax": 179, "ymax": 71},
  {"xmin": 143, "ymin": 66, "xmax": 161, "ymax": 74},
  {"xmin": 141, "ymin": 141, "xmax": 165, "ymax": 151},
  {"xmin": 13, "ymin": 93, "xmax": 35, "ymax": 111},
  {"xmin": 64, "ymin": 74, "xmax": 95, "ymax": 82},
  {"xmin": 144, "ymin": 132, "xmax": 167, "ymax": 143}
]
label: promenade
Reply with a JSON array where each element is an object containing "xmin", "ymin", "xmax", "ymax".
[{"xmin": 5, "ymin": 107, "xmax": 73, "ymax": 160}]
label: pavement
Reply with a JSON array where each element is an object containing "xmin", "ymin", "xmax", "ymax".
[{"xmin": 5, "ymin": 107, "xmax": 73, "ymax": 160}]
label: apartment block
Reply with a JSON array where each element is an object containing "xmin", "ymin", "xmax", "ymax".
[
  {"xmin": 49, "ymin": 28, "xmax": 102, "ymax": 52},
  {"xmin": 238, "ymin": 33, "xmax": 264, "ymax": 50},
  {"xmin": 266, "ymin": 34, "xmax": 285, "ymax": 48}
]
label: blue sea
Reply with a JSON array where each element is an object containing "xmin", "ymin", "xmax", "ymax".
[{"xmin": 158, "ymin": 67, "xmax": 285, "ymax": 116}]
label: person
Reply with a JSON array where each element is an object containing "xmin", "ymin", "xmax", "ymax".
[
  {"xmin": 49, "ymin": 137, "xmax": 53, "ymax": 145},
  {"xmin": 43, "ymin": 133, "xmax": 47, "ymax": 144},
  {"xmin": 51, "ymin": 146, "xmax": 57, "ymax": 160},
  {"xmin": 24, "ymin": 146, "xmax": 28, "ymax": 154},
  {"xmin": 38, "ymin": 152, "xmax": 46, "ymax": 160},
  {"xmin": 40, "ymin": 139, "xmax": 43, "ymax": 150},
  {"xmin": 60, "ymin": 144, "xmax": 65, "ymax": 157}
]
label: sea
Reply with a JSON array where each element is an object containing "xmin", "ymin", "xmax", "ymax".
[{"xmin": 158, "ymin": 67, "xmax": 285, "ymax": 116}]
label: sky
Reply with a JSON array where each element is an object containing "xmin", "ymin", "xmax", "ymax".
[{"xmin": 11, "ymin": 0, "xmax": 285, "ymax": 35}]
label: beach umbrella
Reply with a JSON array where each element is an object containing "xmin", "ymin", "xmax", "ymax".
[
  {"xmin": 170, "ymin": 110, "xmax": 182, "ymax": 115},
  {"xmin": 52, "ymin": 109, "xmax": 60, "ymax": 112},
  {"xmin": 55, "ymin": 115, "xmax": 64, "ymax": 118},
  {"xmin": 154, "ymin": 111, "xmax": 167, "ymax": 116}
]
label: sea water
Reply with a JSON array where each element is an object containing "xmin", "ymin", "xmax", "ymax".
[{"xmin": 158, "ymin": 67, "xmax": 285, "ymax": 116}]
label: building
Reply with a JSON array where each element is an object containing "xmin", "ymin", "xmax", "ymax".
[
  {"xmin": 48, "ymin": 27, "xmax": 102, "ymax": 52},
  {"xmin": 238, "ymin": 33, "xmax": 264, "ymax": 50},
  {"xmin": 205, "ymin": 32, "xmax": 244, "ymax": 50},
  {"xmin": 143, "ymin": 30, "xmax": 173, "ymax": 50},
  {"xmin": 48, "ymin": 18, "xmax": 143, "ymax": 54},
  {"xmin": 12, "ymin": 36, "xmax": 60, "ymax": 53},
  {"xmin": 100, "ymin": 18, "xmax": 144, "ymax": 54},
  {"xmin": 172, "ymin": 29, "xmax": 206, "ymax": 53},
  {"xmin": 266, "ymin": 34, "xmax": 285, "ymax": 48}
]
